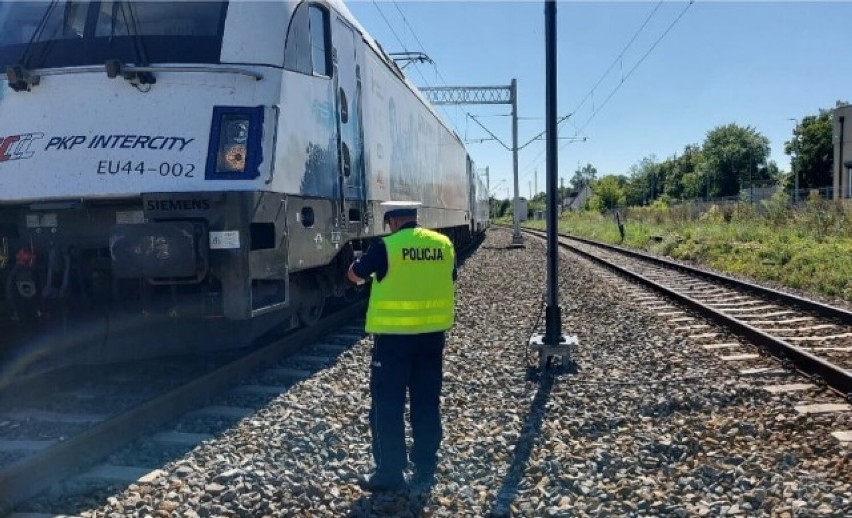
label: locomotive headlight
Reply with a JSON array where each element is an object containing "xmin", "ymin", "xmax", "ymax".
[
  {"xmin": 206, "ymin": 107, "xmax": 265, "ymax": 180},
  {"xmin": 227, "ymin": 120, "xmax": 250, "ymax": 145},
  {"xmin": 216, "ymin": 115, "xmax": 251, "ymax": 173},
  {"xmin": 223, "ymin": 144, "xmax": 247, "ymax": 171}
]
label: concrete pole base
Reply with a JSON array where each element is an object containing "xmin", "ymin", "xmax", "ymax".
[{"xmin": 529, "ymin": 334, "xmax": 579, "ymax": 371}]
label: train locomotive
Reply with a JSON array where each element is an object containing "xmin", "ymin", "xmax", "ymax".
[{"xmin": 0, "ymin": 0, "xmax": 489, "ymax": 366}]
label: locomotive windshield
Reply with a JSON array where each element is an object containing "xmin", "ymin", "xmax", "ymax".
[{"xmin": 0, "ymin": 1, "xmax": 228, "ymax": 70}]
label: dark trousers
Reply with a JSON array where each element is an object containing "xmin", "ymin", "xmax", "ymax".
[{"xmin": 369, "ymin": 332, "xmax": 444, "ymax": 477}]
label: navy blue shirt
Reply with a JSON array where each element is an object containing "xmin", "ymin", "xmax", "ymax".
[{"xmin": 352, "ymin": 222, "xmax": 458, "ymax": 282}]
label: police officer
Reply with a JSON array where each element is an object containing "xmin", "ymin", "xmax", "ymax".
[{"xmin": 347, "ymin": 201, "xmax": 456, "ymax": 492}]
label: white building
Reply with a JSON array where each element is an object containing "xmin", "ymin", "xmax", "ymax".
[
  {"xmin": 562, "ymin": 185, "xmax": 593, "ymax": 211},
  {"xmin": 833, "ymin": 104, "xmax": 852, "ymax": 199}
]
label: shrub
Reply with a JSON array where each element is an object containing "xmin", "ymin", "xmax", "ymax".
[
  {"xmin": 699, "ymin": 204, "xmax": 725, "ymax": 224},
  {"xmin": 761, "ymin": 190, "xmax": 791, "ymax": 227}
]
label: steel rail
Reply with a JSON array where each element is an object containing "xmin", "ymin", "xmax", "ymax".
[
  {"xmin": 559, "ymin": 231, "xmax": 852, "ymax": 325},
  {"xmin": 519, "ymin": 227, "xmax": 852, "ymax": 397},
  {"xmin": 0, "ymin": 301, "xmax": 366, "ymax": 512}
]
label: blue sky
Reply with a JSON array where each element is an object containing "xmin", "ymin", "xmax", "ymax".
[{"xmin": 347, "ymin": 1, "xmax": 852, "ymax": 199}]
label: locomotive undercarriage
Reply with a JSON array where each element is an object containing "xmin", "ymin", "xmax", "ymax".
[{"xmin": 0, "ymin": 191, "xmax": 356, "ymax": 376}]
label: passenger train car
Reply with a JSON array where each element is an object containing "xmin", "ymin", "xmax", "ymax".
[{"xmin": 0, "ymin": 0, "xmax": 488, "ymax": 363}]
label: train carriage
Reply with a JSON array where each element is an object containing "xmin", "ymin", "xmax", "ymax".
[{"xmin": 0, "ymin": 0, "xmax": 486, "ymax": 364}]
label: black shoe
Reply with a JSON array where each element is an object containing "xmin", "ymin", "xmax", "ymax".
[
  {"xmin": 409, "ymin": 467, "xmax": 436, "ymax": 489},
  {"xmin": 357, "ymin": 472, "xmax": 408, "ymax": 492}
]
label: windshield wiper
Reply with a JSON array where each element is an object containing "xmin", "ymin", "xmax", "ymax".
[
  {"xmin": 105, "ymin": 0, "xmax": 155, "ymax": 87},
  {"xmin": 6, "ymin": 0, "xmax": 60, "ymax": 91},
  {"xmin": 29, "ymin": 1, "xmax": 79, "ymax": 70}
]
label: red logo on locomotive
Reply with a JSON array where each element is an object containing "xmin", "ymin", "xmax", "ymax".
[{"xmin": 0, "ymin": 133, "xmax": 44, "ymax": 162}]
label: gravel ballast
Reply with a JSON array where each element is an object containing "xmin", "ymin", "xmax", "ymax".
[{"xmin": 20, "ymin": 228, "xmax": 852, "ymax": 517}]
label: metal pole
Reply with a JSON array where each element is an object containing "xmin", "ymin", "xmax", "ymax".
[
  {"xmin": 793, "ymin": 129, "xmax": 799, "ymax": 204},
  {"xmin": 750, "ymin": 155, "xmax": 754, "ymax": 203},
  {"xmin": 510, "ymin": 78, "xmax": 524, "ymax": 247},
  {"xmin": 847, "ymin": 163, "xmax": 852, "ymax": 199},
  {"xmin": 527, "ymin": 0, "xmax": 578, "ymax": 370},
  {"xmin": 484, "ymin": 166, "xmax": 490, "ymax": 217},
  {"xmin": 650, "ymin": 169, "xmax": 654, "ymax": 202},
  {"xmin": 544, "ymin": 0, "xmax": 561, "ymax": 345},
  {"xmin": 793, "ymin": 160, "xmax": 798, "ymax": 203},
  {"xmin": 789, "ymin": 118, "xmax": 799, "ymax": 204},
  {"xmin": 485, "ymin": 166, "xmax": 490, "ymax": 198}
]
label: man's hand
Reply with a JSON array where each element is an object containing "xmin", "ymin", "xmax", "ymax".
[{"xmin": 348, "ymin": 264, "xmax": 366, "ymax": 285}]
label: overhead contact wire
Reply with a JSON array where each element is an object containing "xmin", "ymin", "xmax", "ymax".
[
  {"xmin": 377, "ymin": 0, "xmax": 461, "ymax": 129},
  {"xmin": 573, "ymin": 0, "xmax": 695, "ymax": 137},
  {"xmin": 520, "ymin": 0, "xmax": 665, "ymax": 174},
  {"xmin": 523, "ymin": 0, "xmax": 694, "ymax": 176}
]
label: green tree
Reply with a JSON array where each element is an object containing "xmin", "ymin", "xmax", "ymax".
[
  {"xmin": 570, "ymin": 163, "xmax": 598, "ymax": 190},
  {"xmin": 623, "ymin": 155, "xmax": 657, "ymax": 206},
  {"xmin": 610, "ymin": 174, "xmax": 629, "ymax": 188},
  {"xmin": 701, "ymin": 124, "xmax": 771, "ymax": 197},
  {"xmin": 784, "ymin": 107, "xmax": 837, "ymax": 190},
  {"xmin": 494, "ymin": 198, "xmax": 511, "ymax": 217},
  {"xmin": 663, "ymin": 144, "xmax": 703, "ymax": 200},
  {"xmin": 651, "ymin": 159, "xmax": 675, "ymax": 201},
  {"xmin": 531, "ymin": 191, "xmax": 547, "ymax": 203},
  {"xmin": 489, "ymin": 196, "xmax": 503, "ymax": 218},
  {"xmin": 764, "ymin": 160, "xmax": 783, "ymax": 184},
  {"xmin": 588, "ymin": 175, "xmax": 626, "ymax": 212}
]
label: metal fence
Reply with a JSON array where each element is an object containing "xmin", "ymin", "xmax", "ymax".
[
  {"xmin": 617, "ymin": 185, "xmax": 843, "ymax": 222},
  {"xmin": 666, "ymin": 186, "xmax": 835, "ymax": 211}
]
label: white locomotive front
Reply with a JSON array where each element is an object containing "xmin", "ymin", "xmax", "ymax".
[{"xmin": 0, "ymin": 0, "xmax": 482, "ymax": 362}]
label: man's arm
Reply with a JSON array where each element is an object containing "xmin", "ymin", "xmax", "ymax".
[{"xmin": 348, "ymin": 240, "xmax": 388, "ymax": 285}]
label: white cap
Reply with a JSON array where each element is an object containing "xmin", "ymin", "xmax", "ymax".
[
  {"xmin": 381, "ymin": 201, "xmax": 421, "ymax": 221},
  {"xmin": 380, "ymin": 201, "xmax": 422, "ymax": 208}
]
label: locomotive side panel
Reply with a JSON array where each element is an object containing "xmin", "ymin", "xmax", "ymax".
[
  {"xmin": 361, "ymin": 47, "xmax": 469, "ymax": 230},
  {"xmin": 474, "ymin": 167, "xmax": 490, "ymax": 232}
]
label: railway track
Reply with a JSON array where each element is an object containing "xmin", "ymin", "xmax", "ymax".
[
  {"xmin": 520, "ymin": 227, "xmax": 852, "ymax": 397},
  {"xmin": 520, "ymin": 226, "xmax": 852, "ymax": 448},
  {"xmin": 0, "ymin": 301, "xmax": 367, "ymax": 514}
]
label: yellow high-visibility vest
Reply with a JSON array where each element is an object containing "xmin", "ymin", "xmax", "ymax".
[{"xmin": 365, "ymin": 227, "xmax": 456, "ymax": 334}]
